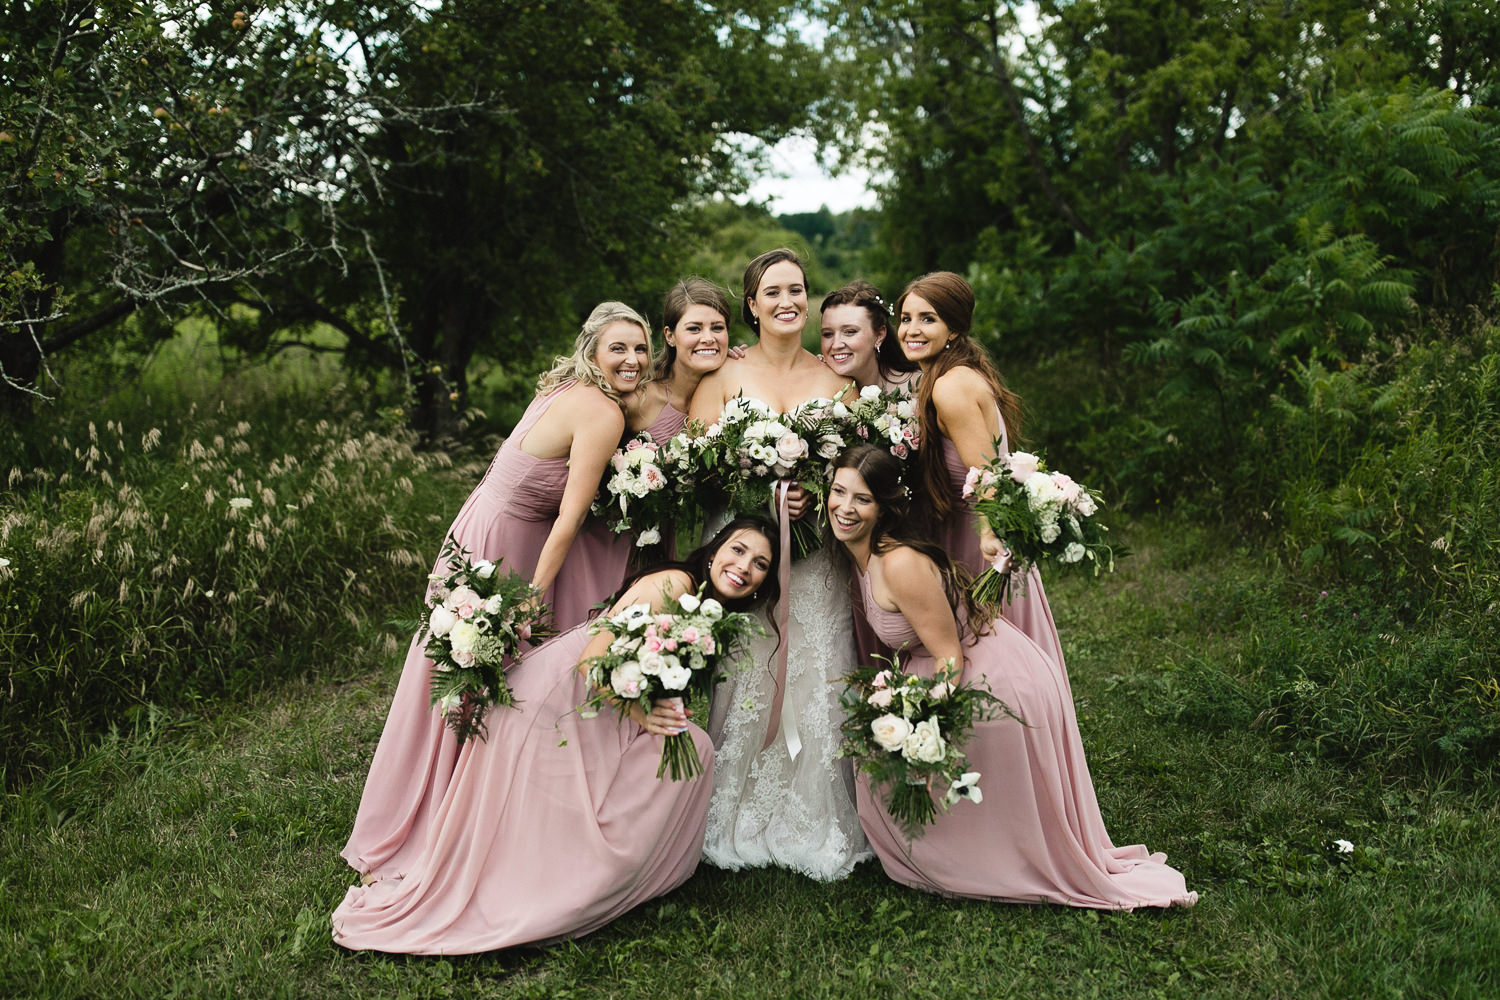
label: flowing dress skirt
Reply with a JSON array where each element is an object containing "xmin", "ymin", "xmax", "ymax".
[
  {"xmin": 332, "ymin": 626, "xmax": 715, "ymax": 954},
  {"xmin": 855, "ymin": 572, "xmax": 1196, "ymax": 909},
  {"xmin": 342, "ymin": 382, "xmax": 624, "ymax": 881}
]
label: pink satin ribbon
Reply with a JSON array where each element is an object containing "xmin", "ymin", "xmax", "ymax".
[{"xmin": 759, "ymin": 481, "xmax": 801, "ymax": 760}]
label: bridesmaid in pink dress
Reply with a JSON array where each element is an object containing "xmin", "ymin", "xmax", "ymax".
[
  {"xmin": 828, "ymin": 445, "xmax": 1196, "ymax": 909},
  {"xmin": 341, "ymin": 303, "xmax": 654, "ymax": 884},
  {"xmin": 574, "ymin": 277, "xmax": 736, "ymax": 582},
  {"xmin": 332, "ymin": 517, "xmax": 781, "ymax": 954},
  {"xmin": 817, "ymin": 280, "xmax": 920, "ymax": 671},
  {"xmin": 895, "ymin": 271, "xmax": 1065, "ymax": 669}
]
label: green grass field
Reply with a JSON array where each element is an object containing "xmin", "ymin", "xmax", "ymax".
[{"xmin": 4, "ymin": 510, "xmax": 1495, "ymax": 1000}]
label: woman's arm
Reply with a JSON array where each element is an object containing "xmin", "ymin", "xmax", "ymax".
[
  {"xmin": 880, "ymin": 546, "xmax": 966, "ymax": 681},
  {"xmin": 931, "ymin": 368, "xmax": 1007, "ymax": 564},
  {"xmin": 575, "ymin": 568, "xmax": 695, "ymax": 735},
  {"xmin": 686, "ymin": 368, "xmax": 729, "ymax": 424},
  {"xmin": 529, "ymin": 389, "xmax": 626, "ymax": 597},
  {"xmin": 931, "ymin": 366, "xmax": 1004, "ymax": 471}
]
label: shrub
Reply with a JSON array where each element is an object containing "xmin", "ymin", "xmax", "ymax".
[
  {"xmin": 1167, "ymin": 575, "xmax": 1500, "ymax": 776},
  {"xmin": 0, "ymin": 390, "xmax": 465, "ymax": 785}
]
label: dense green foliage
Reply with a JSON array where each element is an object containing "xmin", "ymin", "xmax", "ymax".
[
  {"xmin": 816, "ymin": 0, "xmax": 1500, "ymax": 774},
  {"xmin": 1, "ymin": 1, "xmax": 825, "ymax": 433}
]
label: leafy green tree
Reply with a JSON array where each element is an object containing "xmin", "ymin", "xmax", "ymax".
[
  {"xmin": 0, "ymin": 0, "xmax": 381, "ymax": 417},
  {"xmin": 2, "ymin": 1, "xmax": 827, "ymax": 435}
]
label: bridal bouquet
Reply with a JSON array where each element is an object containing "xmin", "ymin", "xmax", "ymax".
[
  {"xmin": 407, "ymin": 538, "xmax": 555, "ymax": 745},
  {"xmin": 842, "ymin": 384, "xmax": 920, "ymax": 462},
  {"xmin": 579, "ymin": 587, "xmax": 764, "ymax": 780},
  {"xmin": 655, "ymin": 422, "xmax": 718, "ymax": 552},
  {"xmin": 838, "ymin": 657, "xmax": 1000, "ymax": 839},
  {"xmin": 591, "ymin": 431, "xmax": 675, "ymax": 552},
  {"xmin": 963, "ymin": 448, "xmax": 1116, "ymax": 606},
  {"xmin": 695, "ymin": 394, "xmax": 837, "ymax": 558}
]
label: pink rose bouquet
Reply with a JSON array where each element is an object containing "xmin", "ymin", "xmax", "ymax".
[
  {"xmin": 578, "ymin": 587, "xmax": 764, "ymax": 780},
  {"xmin": 838, "ymin": 655, "xmax": 1003, "ymax": 839},
  {"xmin": 963, "ymin": 446, "xmax": 1117, "ymax": 607},
  {"xmin": 405, "ymin": 537, "xmax": 556, "ymax": 745},
  {"xmin": 591, "ymin": 430, "xmax": 681, "ymax": 559}
]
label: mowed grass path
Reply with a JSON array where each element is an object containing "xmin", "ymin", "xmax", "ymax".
[{"xmin": 3, "ymin": 516, "xmax": 1496, "ymax": 999}]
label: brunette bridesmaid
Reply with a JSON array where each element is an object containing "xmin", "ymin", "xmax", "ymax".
[
  {"xmin": 342, "ymin": 302, "xmax": 653, "ymax": 884},
  {"xmin": 896, "ymin": 271, "xmax": 1065, "ymax": 668},
  {"xmin": 332, "ymin": 518, "xmax": 781, "ymax": 954},
  {"xmin": 574, "ymin": 278, "xmax": 734, "ymax": 580},
  {"xmin": 818, "ymin": 279, "xmax": 919, "ymax": 394},
  {"xmin": 828, "ymin": 445, "xmax": 1196, "ymax": 909}
]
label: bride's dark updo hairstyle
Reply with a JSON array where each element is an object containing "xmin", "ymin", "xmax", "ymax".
[
  {"xmin": 655, "ymin": 277, "xmax": 733, "ymax": 381},
  {"xmin": 895, "ymin": 272, "xmax": 1023, "ymax": 523},
  {"xmin": 832, "ymin": 443, "xmax": 988, "ymax": 637},
  {"xmin": 741, "ymin": 248, "xmax": 806, "ymax": 336},
  {"xmin": 819, "ymin": 279, "xmax": 918, "ymax": 383}
]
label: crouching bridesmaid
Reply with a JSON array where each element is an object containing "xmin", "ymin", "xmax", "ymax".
[
  {"xmin": 828, "ymin": 444, "xmax": 1196, "ymax": 910},
  {"xmin": 333, "ymin": 516, "xmax": 780, "ymax": 954}
]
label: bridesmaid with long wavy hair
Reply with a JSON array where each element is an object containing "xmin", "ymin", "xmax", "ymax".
[
  {"xmin": 828, "ymin": 444, "xmax": 1196, "ymax": 909},
  {"xmin": 333, "ymin": 517, "xmax": 783, "ymax": 954},
  {"xmin": 342, "ymin": 302, "xmax": 653, "ymax": 884},
  {"xmin": 895, "ymin": 271, "xmax": 1065, "ymax": 669}
]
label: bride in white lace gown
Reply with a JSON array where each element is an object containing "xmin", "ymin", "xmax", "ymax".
[{"xmin": 687, "ymin": 250, "xmax": 871, "ymax": 880}]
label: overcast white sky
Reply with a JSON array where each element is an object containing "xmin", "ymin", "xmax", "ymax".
[{"xmin": 744, "ymin": 133, "xmax": 878, "ymax": 215}]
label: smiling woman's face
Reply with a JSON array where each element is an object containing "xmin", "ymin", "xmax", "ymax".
[
  {"xmin": 748, "ymin": 260, "xmax": 808, "ymax": 339},
  {"xmin": 594, "ymin": 320, "xmax": 651, "ymax": 392},
  {"xmin": 820, "ymin": 303, "xmax": 884, "ymax": 384},
  {"xmin": 708, "ymin": 528, "xmax": 774, "ymax": 599}
]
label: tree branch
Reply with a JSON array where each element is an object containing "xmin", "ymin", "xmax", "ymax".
[{"xmin": 951, "ymin": 17, "xmax": 1098, "ymax": 242}]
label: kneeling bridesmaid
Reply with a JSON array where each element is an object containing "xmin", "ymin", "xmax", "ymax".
[
  {"xmin": 828, "ymin": 444, "xmax": 1196, "ymax": 910},
  {"xmin": 332, "ymin": 516, "xmax": 781, "ymax": 954}
]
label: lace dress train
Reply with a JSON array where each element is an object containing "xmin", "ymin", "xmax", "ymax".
[{"xmin": 702, "ymin": 539, "xmax": 871, "ymax": 881}]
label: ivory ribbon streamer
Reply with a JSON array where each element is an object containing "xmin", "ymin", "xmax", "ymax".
[{"xmin": 759, "ymin": 481, "xmax": 801, "ymax": 760}]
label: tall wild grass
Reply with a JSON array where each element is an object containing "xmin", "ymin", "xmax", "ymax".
[{"xmin": 0, "ymin": 340, "xmax": 476, "ymax": 786}]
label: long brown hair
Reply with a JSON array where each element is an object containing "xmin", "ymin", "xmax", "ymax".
[
  {"xmin": 741, "ymin": 248, "xmax": 806, "ymax": 335},
  {"xmin": 833, "ymin": 443, "xmax": 988, "ymax": 640},
  {"xmin": 896, "ymin": 271, "xmax": 1023, "ymax": 521}
]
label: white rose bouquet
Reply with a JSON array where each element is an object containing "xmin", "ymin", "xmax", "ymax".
[
  {"xmin": 838, "ymin": 655, "xmax": 1002, "ymax": 839},
  {"xmin": 578, "ymin": 586, "xmax": 764, "ymax": 780},
  {"xmin": 693, "ymin": 394, "xmax": 841, "ymax": 559},
  {"xmin": 401, "ymin": 537, "xmax": 556, "ymax": 745},
  {"xmin": 591, "ymin": 431, "xmax": 679, "ymax": 559},
  {"xmin": 842, "ymin": 383, "xmax": 921, "ymax": 463},
  {"xmin": 963, "ymin": 445, "xmax": 1117, "ymax": 607}
]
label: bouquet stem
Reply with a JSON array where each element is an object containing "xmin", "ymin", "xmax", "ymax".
[
  {"xmin": 971, "ymin": 566, "xmax": 1012, "ymax": 608},
  {"xmin": 888, "ymin": 781, "xmax": 939, "ymax": 839},
  {"xmin": 656, "ymin": 732, "xmax": 705, "ymax": 781}
]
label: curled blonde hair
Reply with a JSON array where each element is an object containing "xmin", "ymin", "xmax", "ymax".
[{"xmin": 535, "ymin": 301, "xmax": 654, "ymax": 401}]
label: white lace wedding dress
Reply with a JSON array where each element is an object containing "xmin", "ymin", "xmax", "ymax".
[{"xmin": 702, "ymin": 531, "xmax": 872, "ymax": 881}]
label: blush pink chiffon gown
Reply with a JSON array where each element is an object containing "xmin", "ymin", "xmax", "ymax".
[
  {"xmin": 332, "ymin": 624, "xmax": 714, "ymax": 954},
  {"xmin": 939, "ymin": 432, "xmax": 1067, "ymax": 670},
  {"xmin": 852, "ymin": 570, "xmax": 1195, "ymax": 908},
  {"xmin": 341, "ymin": 381, "xmax": 626, "ymax": 882}
]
